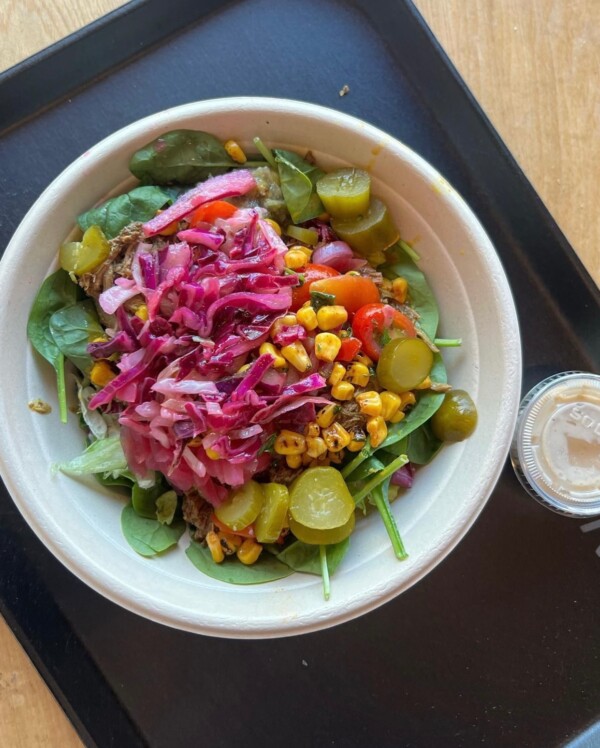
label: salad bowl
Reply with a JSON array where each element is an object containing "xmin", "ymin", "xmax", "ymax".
[{"xmin": 0, "ymin": 98, "xmax": 521, "ymax": 637}]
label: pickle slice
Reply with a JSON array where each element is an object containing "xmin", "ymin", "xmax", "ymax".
[
  {"xmin": 289, "ymin": 467, "xmax": 354, "ymax": 530},
  {"xmin": 316, "ymin": 168, "xmax": 371, "ymax": 219},
  {"xmin": 376, "ymin": 338, "xmax": 434, "ymax": 393},
  {"xmin": 288, "ymin": 512, "xmax": 355, "ymax": 545},
  {"xmin": 59, "ymin": 225, "xmax": 110, "ymax": 275},
  {"xmin": 331, "ymin": 198, "xmax": 399, "ymax": 263},
  {"xmin": 255, "ymin": 483, "xmax": 290, "ymax": 543},
  {"xmin": 215, "ymin": 480, "xmax": 264, "ymax": 531}
]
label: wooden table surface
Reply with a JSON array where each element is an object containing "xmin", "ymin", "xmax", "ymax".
[{"xmin": 1, "ymin": 1, "xmax": 598, "ymax": 745}]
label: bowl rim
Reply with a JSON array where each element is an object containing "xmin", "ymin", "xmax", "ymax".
[{"xmin": 0, "ymin": 97, "xmax": 522, "ymax": 637}]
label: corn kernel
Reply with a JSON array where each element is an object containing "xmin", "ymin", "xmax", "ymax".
[
  {"xmin": 331, "ymin": 381, "xmax": 355, "ymax": 401},
  {"xmin": 355, "ymin": 391, "xmax": 383, "ymax": 417},
  {"xmin": 380, "ymin": 391, "xmax": 402, "ymax": 421},
  {"xmin": 281, "ymin": 340, "xmax": 312, "ymax": 372},
  {"xmin": 187, "ymin": 437, "xmax": 202, "ymax": 447},
  {"xmin": 367, "ymin": 416, "xmax": 388, "ymax": 448},
  {"xmin": 274, "ymin": 430, "xmax": 306, "ymax": 455},
  {"xmin": 271, "ymin": 313, "xmax": 298, "ymax": 339},
  {"xmin": 306, "ymin": 436, "xmax": 327, "ymax": 459},
  {"xmin": 327, "ymin": 362, "xmax": 346, "ymax": 386},
  {"xmin": 237, "ymin": 363, "xmax": 251, "ymax": 374},
  {"xmin": 389, "ymin": 410, "xmax": 406, "ymax": 424},
  {"xmin": 316, "ymin": 305, "xmax": 348, "ymax": 331},
  {"xmin": 316, "ymin": 403, "xmax": 339, "ymax": 428},
  {"xmin": 237, "ymin": 538, "xmax": 263, "ymax": 565},
  {"xmin": 392, "ymin": 277, "xmax": 408, "ymax": 303},
  {"xmin": 345, "ymin": 362, "xmax": 371, "ymax": 387},
  {"xmin": 219, "ymin": 532, "xmax": 242, "ymax": 554},
  {"xmin": 328, "ymin": 450, "xmax": 344, "ymax": 464},
  {"xmin": 348, "ymin": 432, "xmax": 367, "ymax": 452},
  {"xmin": 224, "ymin": 139, "xmax": 247, "ymax": 163},
  {"xmin": 322, "ymin": 422, "xmax": 352, "ymax": 452},
  {"xmin": 298, "ymin": 246, "xmax": 313, "ymax": 258},
  {"xmin": 354, "ymin": 351, "xmax": 373, "ymax": 367},
  {"xmin": 134, "ymin": 304, "xmax": 149, "ymax": 321},
  {"xmin": 315, "ymin": 332, "xmax": 342, "ymax": 362},
  {"xmin": 381, "ymin": 278, "xmax": 393, "ymax": 290},
  {"xmin": 296, "ymin": 305, "xmax": 318, "ymax": 331},
  {"xmin": 259, "ymin": 342, "xmax": 287, "ymax": 369},
  {"xmin": 284, "ymin": 249, "xmax": 308, "ymax": 269},
  {"xmin": 90, "ymin": 335, "xmax": 108, "ymax": 344},
  {"xmin": 400, "ymin": 392, "xmax": 417, "ymax": 409},
  {"xmin": 263, "ymin": 218, "xmax": 281, "ymax": 235},
  {"xmin": 305, "ymin": 422, "xmax": 320, "ymax": 438},
  {"xmin": 205, "ymin": 447, "xmax": 220, "ymax": 460},
  {"xmin": 90, "ymin": 360, "xmax": 116, "ymax": 388},
  {"xmin": 206, "ymin": 531, "xmax": 224, "ymax": 563},
  {"xmin": 345, "ymin": 270, "xmax": 361, "ymax": 276},
  {"xmin": 415, "ymin": 376, "xmax": 431, "ymax": 390},
  {"xmin": 286, "ymin": 454, "xmax": 303, "ymax": 469}
]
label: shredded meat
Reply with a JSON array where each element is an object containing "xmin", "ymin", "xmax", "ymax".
[
  {"xmin": 268, "ymin": 457, "xmax": 302, "ymax": 486},
  {"xmin": 79, "ymin": 222, "xmax": 145, "ymax": 300},
  {"xmin": 336, "ymin": 398, "xmax": 367, "ymax": 435},
  {"xmin": 182, "ymin": 491, "xmax": 213, "ymax": 541}
]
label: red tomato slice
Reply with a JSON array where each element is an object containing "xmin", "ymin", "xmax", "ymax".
[
  {"xmin": 291, "ymin": 264, "xmax": 340, "ymax": 310},
  {"xmin": 189, "ymin": 200, "xmax": 237, "ymax": 226},
  {"xmin": 309, "ymin": 275, "xmax": 380, "ymax": 314},
  {"xmin": 352, "ymin": 303, "xmax": 416, "ymax": 361},
  {"xmin": 336, "ymin": 336, "xmax": 362, "ymax": 362}
]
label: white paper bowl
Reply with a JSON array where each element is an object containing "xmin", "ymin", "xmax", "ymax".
[{"xmin": 0, "ymin": 98, "xmax": 521, "ymax": 637}]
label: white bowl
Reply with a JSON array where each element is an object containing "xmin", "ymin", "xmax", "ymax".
[{"xmin": 0, "ymin": 98, "xmax": 521, "ymax": 637}]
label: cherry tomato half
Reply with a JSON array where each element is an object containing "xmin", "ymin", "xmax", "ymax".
[
  {"xmin": 309, "ymin": 274, "xmax": 380, "ymax": 314},
  {"xmin": 336, "ymin": 336, "xmax": 362, "ymax": 362},
  {"xmin": 352, "ymin": 303, "xmax": 416, "ymax": 362},
  {"xmin": 291, "ymin": 264, "xmax": 340, "ymax": 310}
]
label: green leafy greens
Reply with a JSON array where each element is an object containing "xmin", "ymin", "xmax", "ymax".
[
  {"xmin": 186, "ymin": 541, "xmax": 294, "ymax": 584},
  {"xmin": 121, "ymin": 504, "xmax": 185, "ymax": 557},
  {"xmin": 27, "ymin": 270, "xmax": 79, "ymax": 423},
  {"xmin": 129, "ymin": 130, "xmax": 264, "ymax": 185},
  {"xmin": 77, "ymin": 185, "xmax": 174, "ymax": 239},
  {"xmin": 273, "ymin": 148, "xmax": 324, "ymax": 224},
  {"xmin": 49, "ymin": 300, "xmax": 104, "ymax": 375}
]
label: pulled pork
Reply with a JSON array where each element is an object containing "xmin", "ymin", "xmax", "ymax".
[
  {"xmin": 182, "ymin": 490, "xmax": 213, "ymax": 541},
  {"xmin": 79, "ymin": 222, "xmax": 145, "ymax": 300}
]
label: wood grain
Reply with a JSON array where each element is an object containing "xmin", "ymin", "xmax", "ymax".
[{"xmin": 0, "ymin": 0, "xmax": 598, "ymax": 745}]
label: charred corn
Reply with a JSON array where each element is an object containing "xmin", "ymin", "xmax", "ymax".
[
  {"xmin": 315, "ymin": 332, "xmax": 342, "ymax": 362},
  {"xmin": 327, "ymin": 362, "xmax": 347, "ymax": 386},
  {"xmin": 237, "ymin": 539, "xmax": 263, "ymax": 565},
  {"xmin": 296, "ymin": 305, "xmax": 318, "ymax": 331},
  {"xmin": 328, "ymin": 450, "xmax": 344, "ymax": 464},
  {"xmin": 270, "ymin": 313, "xmax": 297, "ymax": 338},
  {"xmin": 353, "ymin": 351, "xmax": 373, "ymax": 367},
  {"xmin": 367, "ymin": 416, "xmax": 387, "ymax": 448},
  {"xmin": 345, "ymin": 362, "xmax": 371, "ymax": 387},
  {"xmin": 316, "ymin": 305, "xmax": 348, "ymax": 331},
  {"xmin": 355, "ymin": 391, "xmax": 383, "ymax": 417},
  {"xmin": 259, "ymin": 342, "xmax": 287, "ymax": 369},
  {"xmin": 305, "ymin": 422, "xmax": 320, "ymax": 438},
  {"xmin": 281, "ymin": 340, "xmax": 312, "ymax": 372},
  {"xmin": 219, "ymin": 532, "xmax": 242, "ymax": 554},
  {"xmin": 286, "ymin": 454, "xmax": 303, "ymax": 469},
  {"xmin": 331, "ymin": 381, "xmax": 355, "ymax": 401},
  {"xmin": 316, "ymin": 403, "xmax": 339, "ymax": 428},
  {"xmin": 206, "ymin": 531, "xmax": 225, "ymax": 563},
  {"xmin": 274, "ymin": 430, "xmax": 306, "ymax": 455},
  {"xmin": 400, "ymin": 392, "xmax": 417, "ymax": 409},
  {"xmin": 306, "ymin": 436, "xmax": 327, "ymax": 459},
  {"xmin": 90, "ymin": 360, "xmax": 116, "ymax": 388},
  {"xmin": 224, "ymin": 139, "xmax": 247, "ymax": 163},
  {"xmin": 380, "ymin": 391, "xmax": 402, "ymax": 421},
  {"xmin": 284, "ymin": 249, "xmax": 308, "ymax": 269},
  {"xmin": 348, "ymin": 429, "xmax": 367, "ymax": 452},
  {"xmin": 322, "ymin": 422, "xmax": 352, "ymax": 452},
  {"xmin": 392, "ymin": 277, "xmax": 408, "ymax": 303}
]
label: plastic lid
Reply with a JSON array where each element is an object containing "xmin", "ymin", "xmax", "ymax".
[{"xmin": 511, "ymin": 372, "xmax": 600, "ymax": 516}]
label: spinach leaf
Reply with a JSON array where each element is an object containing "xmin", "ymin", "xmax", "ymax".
[
  {"xmin": 49, "ymin": 300, "xmax": 104, "ymax": 375},
  {"xmin": 273, "ymin": 148, "xmax": 324, "ymax": 223},
  {"xmin": 121, "ymin": 504, "xmax": 185, "ymax": 557},
  {"xmin": 27, "ymin": 270, "xmax": 79, "ymax": 423},
  {"xmin": 95, "ymin": 472, "xmax": 134, "ymax": 489},
  {"xmin": 77, "ymin": 185, "xmax": 173, "ymax": 239},
  {"xmin": 186, "ymin": 541, "xmax": 294, "ymax": 584},
  {"xmin": 156, "ymin": 490, "xmax": 178, "ymax": 525},
  {"xmin": 131, "ymin": 475, "xmax": 168, "ymax": 519},
  {"xmin": 406, "ymin": 422, "xmax": 443, "ymax": 465},
  {"xmin": 383, "ymin": 242, "xmax": 440, "ymax": 339},
  {"xmin": 55, "ymin": 434, "xmax": 128, "ymax": 478},
  {"xmin": 275, "ymin": 538, "xmax": 350, "ymax": 575},
  {"xmin": 371, "ymin": 480, "xmax": 408, "ymax": 560},
  {"xmin": 129, "ymin": 130, "xmax": 263, "ymax": 185}
]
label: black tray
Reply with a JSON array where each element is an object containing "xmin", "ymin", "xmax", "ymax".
[{"xmin": 1, "ymin": 2, "xmax": 599, "ymax": 746}]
